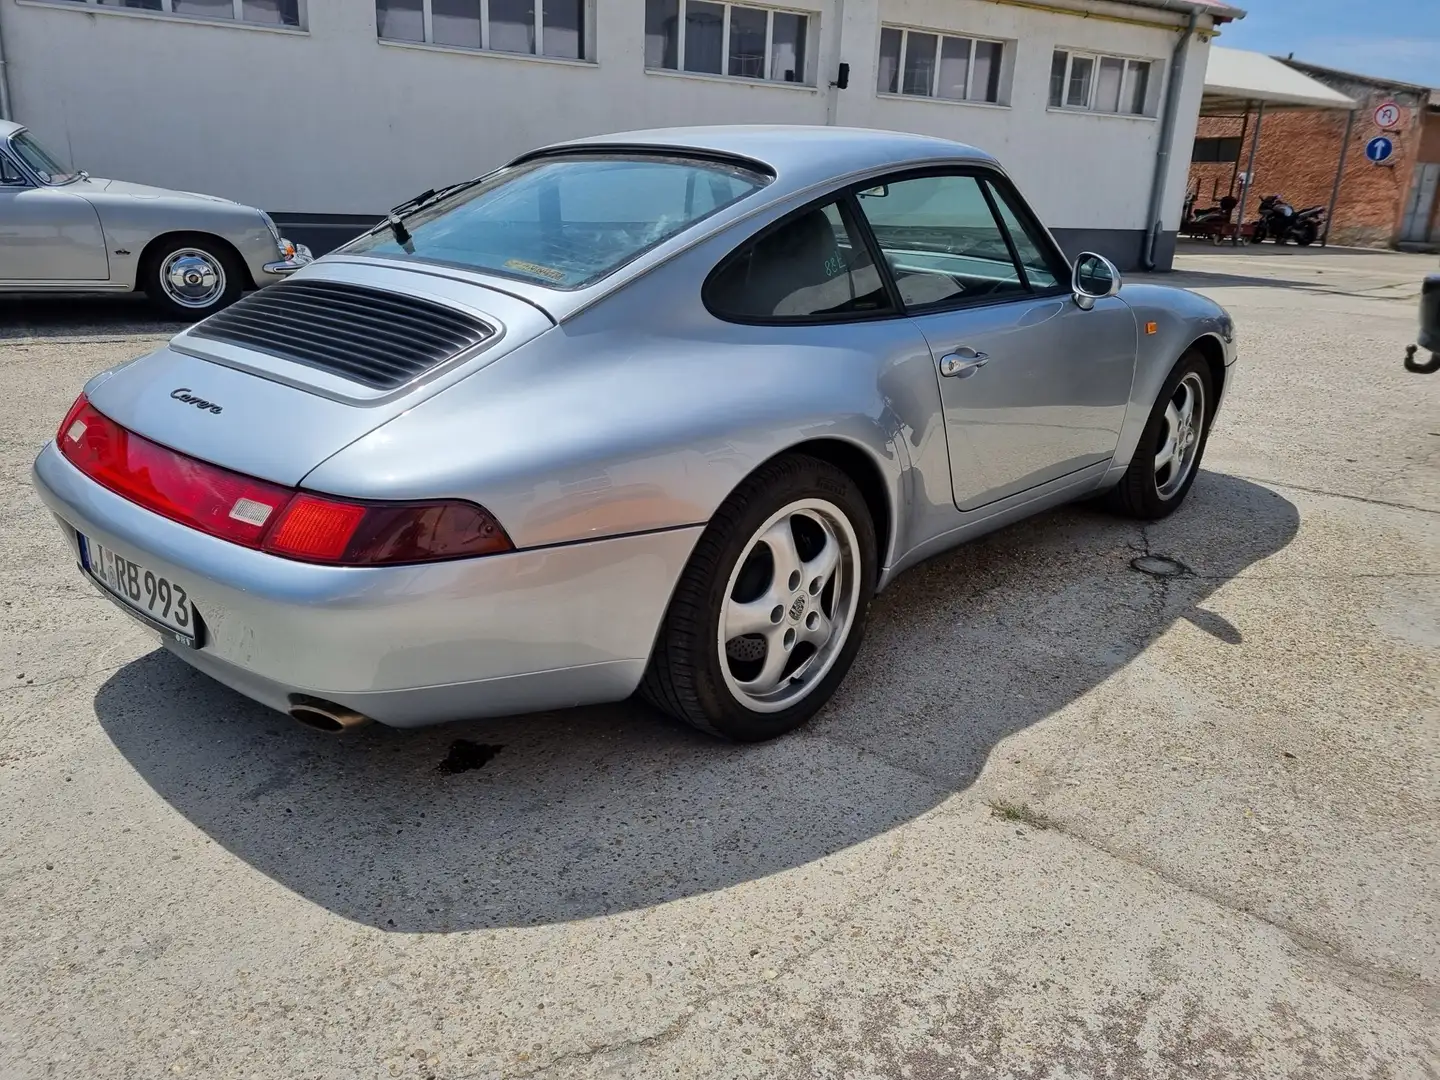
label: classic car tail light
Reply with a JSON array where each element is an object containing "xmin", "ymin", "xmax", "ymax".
[{"xmin": 57, "ymin": 395, "xmax": 513, "ymax": 565}]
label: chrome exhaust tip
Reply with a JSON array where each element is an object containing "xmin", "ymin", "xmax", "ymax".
[{"xmin": 288, "ymin": 696, "xmax": 373, "ymax": 733}]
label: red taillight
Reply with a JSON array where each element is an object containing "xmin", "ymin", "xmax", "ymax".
[
  {"xmin": 56, "ymin": 395, "xmax": 512, "ymax": 566},
  {"xmin": 58, "ymin": 396, "xmax": 291, "ymax": 548}
]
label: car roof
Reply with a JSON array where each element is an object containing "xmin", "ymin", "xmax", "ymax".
[
  {"xmin": 0, "ymin": 119, "xmax": 23, "ymax": 139},
  {"xmin": 518, "ymin": 125, "xmax": 1001, "ymax": 194}
]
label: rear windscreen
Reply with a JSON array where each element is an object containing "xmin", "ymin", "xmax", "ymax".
[{"xmin": 346, "ymin": 154, "xmax": 770, "ymax": 289}]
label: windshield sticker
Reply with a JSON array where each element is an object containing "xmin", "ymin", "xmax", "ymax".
[{"xmin": 504, "ymin": 259, "xmax": 567, "ymax": 283}]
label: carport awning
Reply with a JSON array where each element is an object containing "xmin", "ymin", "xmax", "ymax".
[{"xmin": 1203, "ymin": 46, "xmax": 1359, "ymax": 112}]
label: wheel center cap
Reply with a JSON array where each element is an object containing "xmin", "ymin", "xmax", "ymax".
[{"xmin": 789, "ymin": 595, "xmax": 806, "ymax": 622}]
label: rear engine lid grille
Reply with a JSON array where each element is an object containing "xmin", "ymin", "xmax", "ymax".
[{"xmin": 189, "ymin": 279, "xmax": 493, "ymax": 390}]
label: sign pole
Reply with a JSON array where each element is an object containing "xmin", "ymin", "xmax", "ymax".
[
  {"xmin": 1235, "ymin": 99, "xmax": 1263, "ymax": 246},
  {"xmin": 1323, "ymin": 109, "xmax": 1356, "ymax": 248}
]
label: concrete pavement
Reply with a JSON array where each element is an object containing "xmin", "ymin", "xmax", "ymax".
[{"xmin": 0, "ymin": 247, "xmax": 1436, "ymax": 1078}]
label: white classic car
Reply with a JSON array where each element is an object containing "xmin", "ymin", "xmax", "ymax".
[{"xmin": 0, "ymin": 119, "xmax": 311, "ymax": 318}]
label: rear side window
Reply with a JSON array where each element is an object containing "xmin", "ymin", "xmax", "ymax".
[
  {"xmin": 852, "ymin": 174, "xmax": 1027, "ymax": 311},
  {"xmin": 346, "ymin": 154, "xmax": 768, "ymax": 289},
  {"xmin": 704, "ymin": 200, "xmax": 892, "ymax": 320}
]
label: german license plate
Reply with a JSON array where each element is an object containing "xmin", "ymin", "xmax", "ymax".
[{"xmin": 80, "ymin": 534, "xmax": 199, "ymax": 646}]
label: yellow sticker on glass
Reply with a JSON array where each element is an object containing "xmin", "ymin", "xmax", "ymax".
[{"xmin": 504, "ymin": 259, "xmax": 566, "ymax": 283}]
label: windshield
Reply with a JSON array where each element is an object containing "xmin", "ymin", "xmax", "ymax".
[
  {"xmin": 346, "ymin": 154, "xmax": 770, "ymax": 289},
  {"xmin": 10, "ymin": 131, "xmax": 80, "ymax": 185}
]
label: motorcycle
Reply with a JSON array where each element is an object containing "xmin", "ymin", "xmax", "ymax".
[{"xmin": 1254, "ymin": 194, "xmax": 1327, "ymax": 246}]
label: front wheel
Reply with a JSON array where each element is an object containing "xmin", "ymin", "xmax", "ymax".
[
  {"xmin": 1102, "ymin": 351, "xmax": 1213, "ymax": 520},
  {"xmin": 640, "ymin": 454, "xmax": 877, "ymax": 741},
  {"xmin": 142, "ymin": 235, "xmax": 244, "ymax": 320}
]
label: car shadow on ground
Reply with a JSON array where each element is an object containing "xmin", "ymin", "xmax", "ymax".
[{"xmin": 93, "ymin": 472, "xmax": 1298, "ymax": 932}]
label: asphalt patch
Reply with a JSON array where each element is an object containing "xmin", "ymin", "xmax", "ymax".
[{"xmin": 1130, "ymin": 554, "xmax": 1191, "ymax": 578}]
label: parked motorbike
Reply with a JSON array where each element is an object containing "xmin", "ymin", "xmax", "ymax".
[{"xmin": 1254, "ymin": 195, "xmax": 1327, "ymax": 246}]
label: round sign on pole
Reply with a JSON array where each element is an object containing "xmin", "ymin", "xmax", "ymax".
[
  {"xmin": 1374, "ymin": 101, "xmax": 1402, "ymax": 129},
  {"xmin": 1366, "ymin": 136, "xmax": 1394, "ymax": 163}
]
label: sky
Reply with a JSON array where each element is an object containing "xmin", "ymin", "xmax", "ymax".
[{"xmin": 1219, "ymin": 0, "xmax": 1439, "ymax": 89}]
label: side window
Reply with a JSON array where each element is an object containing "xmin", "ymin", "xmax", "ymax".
[
  {"xmin": 853, "ymin": 174, "xmax": 1026, "ymax": 311},
  {"xmin": 705, "ymin": 200, "xmax": 892, "ymax": 320},
  {"xmin": 984, "ymin": 181, "xmax": 1066, "ymax": 290}
]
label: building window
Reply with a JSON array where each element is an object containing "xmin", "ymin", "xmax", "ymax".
[
  {"xmin": 376, "ymin": 0, "xmax": 588, "ymax": 60},
  {"xmin": 645, "ymin": 0, "xmax": 810, "ymax": 84},
  {"xmin": 877, "ymin": 26, "xmax": 1004, "ymax": 104},
  {"xmin": 38, "ymin": 0, "xmax": 302, "ymax": 25},
  {"xmin": 1192, "ymin": 136, "xmax": 1242, "ymax": 163},
  {"xmin": 1049, "ymin": 49, "xmax": 1153, "ymax": 115}
]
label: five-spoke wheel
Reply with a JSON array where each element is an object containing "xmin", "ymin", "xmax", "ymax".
[
  {"xmin": 642, "ymin": 454, "xmax": 876, "ymax": 741},
  {"xmin": 1103, "ymin": 349, "xmax": 1214, "ymax": 520},
  {"xmin": 718, "ymin": 500, "xmax": 861, "ymax": 714}
]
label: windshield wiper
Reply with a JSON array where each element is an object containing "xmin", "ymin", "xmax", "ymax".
[{"xmin": 382, "ymin": 177, "xmax": 485, "ymax": 245}]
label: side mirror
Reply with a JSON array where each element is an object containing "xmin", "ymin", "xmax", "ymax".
[{"xmin": 1072, "ymin": 252, "xmax": 1122, "ymax": 311}]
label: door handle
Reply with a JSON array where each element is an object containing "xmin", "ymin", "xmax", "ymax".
[{"xmin": 938, "ymin": 348, "xmax": 990, "ymax": 378}]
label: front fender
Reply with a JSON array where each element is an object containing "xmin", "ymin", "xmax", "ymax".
[
  {"xmin": 88, "ymin": 194, "xmax": 275, "ymax": 290},
  {"xmin": 1107, "ymin": 283, "xmax": 1236, "ymax": 482}
]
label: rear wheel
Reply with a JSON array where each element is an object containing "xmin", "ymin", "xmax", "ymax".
[
  {"xmin": 640, "ymin": 454, "xmax": 876, "ymax": 741},
  {"xmin": 142, "ymin": 234, "xmax": 244, "ymax": 320},
  {"xmin": 1102, "ymin": 351, "xmax": 1213, "ymax": 520}
]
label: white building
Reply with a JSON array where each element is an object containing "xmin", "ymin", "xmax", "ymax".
[{"xmin": 0, "ymin": 0, "xmax": 1240, "ymax": 268}]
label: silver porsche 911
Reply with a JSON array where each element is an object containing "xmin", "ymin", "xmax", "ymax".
[{"xmin": 32, "ymin": 126, "xmax": 1236, "ymax": 742}]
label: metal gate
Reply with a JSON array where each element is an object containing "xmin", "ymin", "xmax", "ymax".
[{"xmin": 1401, "ymin": 163, "xmax": 1440, "ymax": 243}]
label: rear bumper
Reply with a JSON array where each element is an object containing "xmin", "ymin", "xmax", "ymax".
[{"xmin": 32, "ymin": 442, "xmax": 699, "ymax": 727}]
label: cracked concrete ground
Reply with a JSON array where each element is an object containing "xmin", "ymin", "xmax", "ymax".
[{"xmin": 1, "ymin": 245, "xmax": 1436, "ymax": 1079}]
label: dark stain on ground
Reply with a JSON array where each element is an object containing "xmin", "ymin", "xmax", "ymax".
[{"xmin": 437, "ymin": 740, "xmax": 504, "ymax": 775}]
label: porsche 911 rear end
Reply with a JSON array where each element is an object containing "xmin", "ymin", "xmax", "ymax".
[{"xmin": 30, "ymin": 265, "xmax": 701, "ymax": 729}]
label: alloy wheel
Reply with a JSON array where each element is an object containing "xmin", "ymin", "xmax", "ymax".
[
  {"xmin": 717, "ymin": 498, "xmax": 860, "ymax": 714},
  {"xmin": 1154, "ymin": 371, "xmax": 1206, "ymax": 499}
]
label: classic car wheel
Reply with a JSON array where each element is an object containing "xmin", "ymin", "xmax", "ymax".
[
  {"xmin": 143, "ymin": 236, "xmax": 243, "ymax": 320},
  {"xmin": 641, "ymin": 454, "xmax": 876, "ymax": 741},
  {"xmin": 1102, "ymin": 350, "xmax": 1213, "ymax": 520}
]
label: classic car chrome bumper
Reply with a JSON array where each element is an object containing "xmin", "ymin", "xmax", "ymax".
[
  {"xmin": 263, "ymin": 241, "xmax": 313, "ymax": 276},
  {"xmin": 32, "ymin": 441, "xmax": 701, "ymax": 727}
]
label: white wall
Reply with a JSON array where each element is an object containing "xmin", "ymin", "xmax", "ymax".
[
  {"xmin": 1, "ymin": 0, "xmax": 1212, "ymax": 233},
  {"xmin": 836, "ymin": 0, "xmax": 1211, "ymax": 232}
]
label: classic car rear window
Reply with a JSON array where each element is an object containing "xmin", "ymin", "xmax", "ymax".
[{"xmin": 347, "ymin": 154, "xmax": 770, "ymax": 289}]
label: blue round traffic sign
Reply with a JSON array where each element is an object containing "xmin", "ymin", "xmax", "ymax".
[{"xmin": 1366, "ymin": 136, "xmax": 1394, "ymax": 163}]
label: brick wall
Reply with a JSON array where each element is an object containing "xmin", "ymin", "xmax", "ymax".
[{"xmin": 1185, "ymin": 78, "xmax": 1433, "ymax": 248}]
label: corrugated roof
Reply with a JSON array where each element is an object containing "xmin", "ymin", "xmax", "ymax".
[{"xmin": 1203, "ymin": 46, "xmax": 1358, "ymax": 111}]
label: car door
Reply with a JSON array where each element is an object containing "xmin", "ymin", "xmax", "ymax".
[
  {"xmin": 0, "ymin": 150, "xmax": 110, "ymax": 283},
  {"xmin": 850, "ymin": 169, "xmax": 1136, "ymax": 512}
]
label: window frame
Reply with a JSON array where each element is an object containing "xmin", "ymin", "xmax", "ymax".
[
  {"xmin": 702, "ymin": 165, "xmax": 1073, "ymax": 327},
  {"xmin": 1049, "ymin": 48, "xmax": 1156, "ymax": 116},
  {"xmin": 645, "ymin": 0, "xmax": 815, "ymax": 86},
  {"xmin": 0, "ymin": 150, "xmax": 31, "ymax": 188},
  {"xmin": 1191, "ymin": 136, "xmax": 1242, "ymax": 164},
  {"xmin": 28, "ymin": 0, "xmax": 306, "ymax": 29},
  {"xmin": 877, "ymin": 24, "xmax": 1006, "ymax": 105},
  {"xmin": 375, "ymin": 0, "xmax": 594, "ymax": 61}
]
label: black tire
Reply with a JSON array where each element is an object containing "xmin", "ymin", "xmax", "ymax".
[
  {"xmin": 141, "ymin": 234, "xmax": 245, "ymax": 320},
  {"xmin": 640, "ymin": 453, "xmax": 877, "ymax": 742},
  {"xmin": 1101, "ymin": 350, "xmax": 1214, "ymax": 520},
  {"xmin": 1296, "ymin": 225, "xmax": 1317, "ymax": 246}
]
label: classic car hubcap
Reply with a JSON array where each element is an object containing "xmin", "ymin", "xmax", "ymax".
[
  {"xmin": 1154, "ymin": 372, "xmax": 1206, "ymax": 499},
  {"xmin": 160, "ymin": 249, "xmax": 225, "ymax": 309},
  {"xmin": 718, "ymin": 499, "xmax": 860, "ymax": 713}
]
